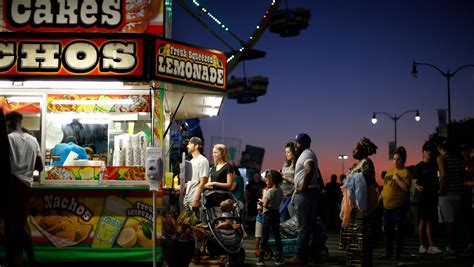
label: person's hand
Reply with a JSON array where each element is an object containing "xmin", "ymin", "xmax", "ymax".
[
  {"xmin": 414, "ymin": 184, "xmax": 423, "ymax": 192},
  {"xmin": 296, "ymin": 185, "xmax": 307, "ymax": 193},
  {"xmin": 192, "ymin": 201, "xmax": 200, "ymax": 208},
  {"xmin": 393, "ymin": 174, "xmax": 399, "ymax": 181},
  {"xmin": 285, "ymin": 191, "xmax": 293, "ymax": 197},
  {"xmin": 257, "ymin": 198, "xmax": 263, "ymax": 205},
  {"xmin": 205, "ymin": 182, "xmax": 214, "ymax": 189}
]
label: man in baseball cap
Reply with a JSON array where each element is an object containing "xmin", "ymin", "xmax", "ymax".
[
  {"xmin": 187, "ymin": 136, "xmax": 203, "ymax": 145},
  {"xmin": 294, "ymin": 133, "xmax": 311, "ymax": 146},
  {"xmin": 287, "ymin": 132, "xmax": 320, "ymax": 265}
]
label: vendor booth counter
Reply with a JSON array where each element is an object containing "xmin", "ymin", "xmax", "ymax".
[{"xmin": 0, "ymin": 32, "xmax": 227, "ymax": 264}]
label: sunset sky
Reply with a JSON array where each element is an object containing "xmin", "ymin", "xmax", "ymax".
[{"xmin": 172, "ymin": 0, "xmax": 474, "ymax": 184}]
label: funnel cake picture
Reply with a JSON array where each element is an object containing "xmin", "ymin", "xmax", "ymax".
[
  {"xmin": 31, "ymin": 209, "xmax": 93, "ymax": 247},
  {"xmin": 122, "ymin": 0, "xmax": 162, "ymax": 33}
]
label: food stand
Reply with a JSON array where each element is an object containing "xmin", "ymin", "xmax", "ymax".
[{"xmin": 0, "ymin": 0, "xmax": 227, "ymax": 263}]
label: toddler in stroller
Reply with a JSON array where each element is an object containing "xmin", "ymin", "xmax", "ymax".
[
  {"xmin": 194, "ymin": 189, "xmax": 246, "ymax": 265},
  {"xmin": 216, "ymin": 199, "xmax": 242, "ymax": 230}
]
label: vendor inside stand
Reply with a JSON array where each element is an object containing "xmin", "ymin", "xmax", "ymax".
[{"xmin": 51, "ymin": 135, "xmax": 87, "ymax": 166}]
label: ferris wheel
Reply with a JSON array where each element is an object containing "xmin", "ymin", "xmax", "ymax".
[{"xmin": 176, "ymin": 0, "xmax": 311, "ymax": 103}]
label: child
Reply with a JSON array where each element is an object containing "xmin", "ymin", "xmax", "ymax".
[
  {"xmin": 257, "ymin": 169, "xmax": 285, "ymax": 266},
  {"xmin": 255, "ymin": 183, "xmax": 268, "ymax": 257},
  {"xmin": 216, "ymin": 199, "xmax": 241, "ymax": 230}
]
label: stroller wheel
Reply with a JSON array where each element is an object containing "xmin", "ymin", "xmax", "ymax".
[
  {"xmin": 230, "ymin": 247, "xmax": 246, "ymax": 264},
  {"xmin": 319, "ymin": 246, "xmax": 329, "ymax": 263},
  {"xmin": 263, "ymin": 248, "xmax": 274, "ymax": 261}
]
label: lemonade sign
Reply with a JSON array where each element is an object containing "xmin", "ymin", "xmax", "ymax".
[{"xmin": 117, "ymin": 201, "xmax": 163, "ymax": 248}]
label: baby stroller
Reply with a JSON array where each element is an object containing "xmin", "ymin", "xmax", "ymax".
[
  {"xmin": 194, "ymin": 189, "xmax": 246, "ymax": 266},
  {"xmin": 266, "ymin": 198, "xmax": 329, "ymax": 263}
]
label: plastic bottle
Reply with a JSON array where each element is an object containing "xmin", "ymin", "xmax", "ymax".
[
  {"xmin": 173, "ymin": 175, "xmax": 179, "ymax": 190},
  {"xmin": 99, "ymin": 162, "xmax": 107, "ymax": 185}
]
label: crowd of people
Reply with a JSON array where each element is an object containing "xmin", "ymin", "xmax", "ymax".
[
  {"xmin": 1, "ymin": 105, "xmax": 473, "ymax": 267},
  {"xmin": 181, "ymin": 132, "xmax": 473, "ymax": 266}
]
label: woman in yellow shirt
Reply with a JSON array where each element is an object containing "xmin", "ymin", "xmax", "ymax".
[{"xmin": 379, "ymin": 146, "xmax": 411, "ymax": 260}]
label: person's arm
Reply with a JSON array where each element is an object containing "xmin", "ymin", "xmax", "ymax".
[
  {"xmin": 438, "ymin": 155, "xmax": 446, "ymax": 194},
  {"xmin": 192, "ymin": 176, "xmax": 208, "ymax": 208},
  {"xmin": 392, "ymin": 172, "xmax": 409, "ymax": 192},
  {"xmin": 412, "ymin": 165, "xmax": 423, "ymax": 192},
  {"xmin": 35, "ymin": 155, "xmax": 44, "ymax": 172},
  {"xmin": 412, "ymin": 179, "xmax": 423, "ymax": 192},
  {"xmin": 34, "ymin": 141, "xmax": 43, "ymax": 172},
  {"xmin": 230, "ymin": 176, "xmax": 238, "ymax": 192},
  {"xmin": 258, "ymin": 189, "xmax": 271, "ymax": 208},
  {"xmin": 297, "ymin": 160, "xmax": 315, "ymax": 192}
]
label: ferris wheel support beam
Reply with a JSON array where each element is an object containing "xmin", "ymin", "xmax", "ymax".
[
  {"xmin": 177, "ymin": 0, "xmax": 236, "ymax": 51},
  {"xmin": 226, "ymin": 0, "xmax": 281, "ymax": 72},
  {"xmin": 180, "ymin": 0, "xmax": 282, "ymax": 73}
]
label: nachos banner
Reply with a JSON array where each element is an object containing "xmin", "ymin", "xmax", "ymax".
[
  {"xmin": 0, "ymin": 33, "xmax": 148, "ymax": 79},
  {"xmin": 24, "ymin": 189, "xmax": 164, "ymax": 261}
]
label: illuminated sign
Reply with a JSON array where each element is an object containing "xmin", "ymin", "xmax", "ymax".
[
  {"xmin": 0, "ymin": 33, "xmax": 147, "ymax": 80},
  {"xmin": 153, "ymin": 40, "xmax": 227, "ymax": 91},
  {"xmin": 0, "ymin": 0, "xmax": 163, "ymax": 34}
]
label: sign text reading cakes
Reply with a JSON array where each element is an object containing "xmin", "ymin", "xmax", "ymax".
[{"xmin": 5, "ymin": 0, "xmax": 124, "ymax": 32}]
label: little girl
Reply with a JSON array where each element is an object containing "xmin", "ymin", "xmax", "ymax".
[{"xmin": 257, "ymin": 169, "xmax": 285, "ymax": 266}]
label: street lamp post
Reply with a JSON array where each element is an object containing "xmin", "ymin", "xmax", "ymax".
[
  {"xmin": 371, "ymin": 109, "xmax": 421, "ymax": 149},
  {"xmin": 411, "ymin": 61, "xmax": 474, "ymax": 125},
  {"xmin": 338, "ymin": 154, "xmax": 348, "ymax": 175}
]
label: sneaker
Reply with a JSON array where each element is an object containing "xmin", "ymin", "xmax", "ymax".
[
  {"xmin": 443, "ymin": 247, "xmax": 456, "ymax": 258},
  {"xmin": 419, "ymin": 245, "xmax": 427, "ymax": 254},
  {"xmin": 256, "ymin": 260, "xmax": 266, "ymax": 266},
  {"xmin": 275, "ymin": 258, "xmax": 285, "ymax": 265},
  {"xmin": 427, "ymin": 246, "xmax": 443, "ymax": 255},
  {"xmin": 464, "ymin": 243, "xmax": 473, "ymax": 253}
]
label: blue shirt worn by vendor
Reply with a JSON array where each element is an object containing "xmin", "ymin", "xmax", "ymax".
[{"xmin": 51, "ymin": 142, "xmax": 88, "ymax": 166}]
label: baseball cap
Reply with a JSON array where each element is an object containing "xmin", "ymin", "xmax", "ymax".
[
  {"xmin": 294, "ymin": 133, "xmax": 311, "ymax": 145},
  {"xmin": 187, "ymin": 137, "xmax": 203, "ymax": 146}
]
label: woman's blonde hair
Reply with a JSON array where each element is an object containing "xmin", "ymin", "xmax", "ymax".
[{"xmin": 213, "ymin": 143, "xmax": 231, "ymax": 165}]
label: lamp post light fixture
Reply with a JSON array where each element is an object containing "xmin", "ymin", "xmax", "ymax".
[
  {"xmin": 412, "ymin": 61, "xmax": 474, "ymax": 125},
  {"xmin": 338, "ymin": 154, "xmax": 349, "ymax": 175},
  {"xmin": 371, "ymin": 109, "xmax": 421, "ymax": 149}
]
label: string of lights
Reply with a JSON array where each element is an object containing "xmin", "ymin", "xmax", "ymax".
[{"xmin": 186, "ymin": 0, "xmax": 280, "ymax": 71}]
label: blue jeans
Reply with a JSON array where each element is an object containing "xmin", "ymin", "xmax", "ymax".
[
  {"xmin": 260, "ymin": 210, "xmax": 283, "ymax": 259},
  {"xmin": 292, "ymin": 188, "xmax": 320, "ymax": 260},
  {"xmin": 383, "ymin": 202, "xmax": 409, "ymax": 256}
]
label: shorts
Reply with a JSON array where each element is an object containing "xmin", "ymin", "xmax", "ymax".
[
  {"xmin": 255, "ymin": 214, "xmax": 263, "ymax": 238},
  {"xmin": 438, "ymin": 195, "xmax": 461, "ymax": 223}
]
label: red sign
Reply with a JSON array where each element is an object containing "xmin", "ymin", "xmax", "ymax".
[
  {"xmin": 153, "ymin": 39, "xmax": 227, "ymax": 91},
  {"xmin": 0, "ymin": 33, "xmax": 147, "ymax": 80},
  {"xmin": 0, "ymin": 0, "xmax": 163, "ymax": 34}
]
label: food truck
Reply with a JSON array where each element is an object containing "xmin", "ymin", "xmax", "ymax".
[{"xmin": 0, "ymin": 0, "xmax": 226, "ymax": 263}]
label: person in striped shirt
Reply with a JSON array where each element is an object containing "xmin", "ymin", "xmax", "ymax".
[{"xmin": 437, "ymin": 140, "xmax": 463, "ymax": 256}]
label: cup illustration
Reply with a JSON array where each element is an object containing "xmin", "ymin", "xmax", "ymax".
[
  {"xmin": 92, "ymin": 195, "xmax": 132, "ymax": 248},
  {"xmin": 79, "ymin": 167, "xmax": 95, "ymax": 180}
]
